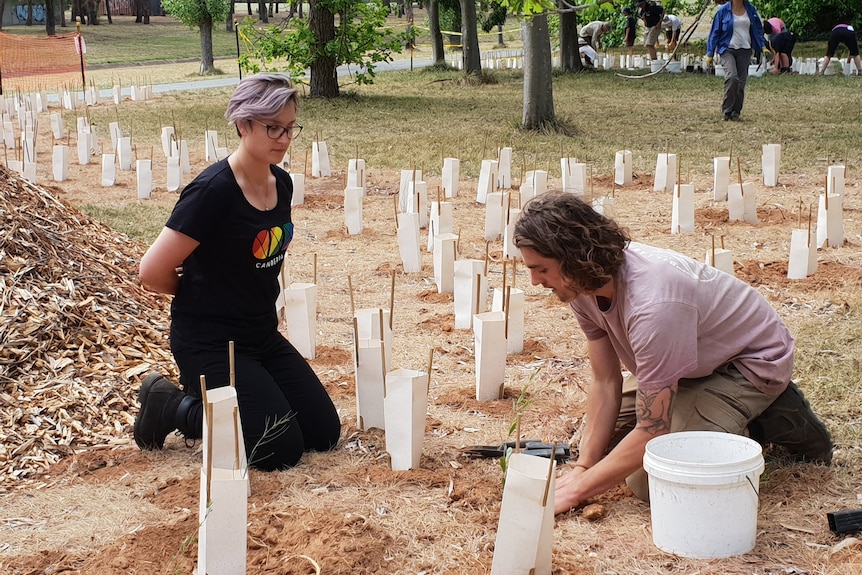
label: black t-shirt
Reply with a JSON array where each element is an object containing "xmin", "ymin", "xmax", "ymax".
[
  {"xmin": 625, "ymin": 15, "xmax": 637, "ymax": 39},
  {"xmin": 167, "ymin": 159, "xmax": 294, "ymax": 346},
  {"xmin": 640, "ymin": 3, "xmax": 663, "ymax": 27}
]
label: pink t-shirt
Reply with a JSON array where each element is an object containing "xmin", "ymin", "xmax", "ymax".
[
  {"xmin": 766, "ymin": 17, "xmax": 785, "ymax": 34},
  {"xmin": 571, "ymin": 243, "xmax": 793, "ymax": 395}
]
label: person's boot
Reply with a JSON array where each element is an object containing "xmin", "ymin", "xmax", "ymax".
[
  {"xmin": 748, "ymin": 381, "xmax": 833, "ymax": 464},
  {"xmin": 134, "ymin": 373, "xmax": 184, "ymax": 450}
]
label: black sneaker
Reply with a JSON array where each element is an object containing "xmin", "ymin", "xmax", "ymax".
[
  {"xmin": 723, "ymin": 114, "xmax": 731, "ymax": 121},
  {"xmin": 134, "ymin": 373, "xmax": 184, "ymax": 450},
  {"xmin": 730, "ymin": 112, "xmax": 740, "ymax": 121},
  {"xmin": 748, "ymin": 381, "xmax": 833, "ymax": 464}
]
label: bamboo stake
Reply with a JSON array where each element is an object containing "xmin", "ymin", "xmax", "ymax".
[
  {"xmin": 514, "ymin": 418, "xmax": 521, "ymax": 453},
  {"xmin": 233, "ymin": 406, "xmax": 240, "ymax": 469},
  {"xmin": 511, "ymin": 260, "xmax": 517, "ymax": 291},
  {"xmin": 200, "ymin": 374, "xmax": 213, "ymax": 502},
  {"xmin": 389, "ymin": 270, "xmax": 396, "ymax": 330},
  {"xmin": 313, "ymin": 253, "xmax": 318, "ymax": 284},
  {"xmin": 502, "ymin": 260, "xmax": 508, "ymax": 295},
  {"xmin": 348, "ymin": 275, "xmax": 356, "ymax": 316},
  {"xmin": 379, "ymin": 310, "xmax": 386, "ymax": 375},
  {"xmin": 426, "ymin": 347, "xmax": 434, "ymax": 392},
  {"xmin": 474, "ymin": 273, "xmax": 482, "ymax": 315},
  {"xmin": 352, "ymin": 317, "xmax": 360, "ymax": 365},
  {"xmin": 711, "ymin": 234, "xmax": 715, "ymax": 264},
  {"xmin": 228, "ymin": 341, "xmax": 236, "ymax": 387},
  {"xmin": 393, "ymin": 194, "xmax": 399, "ymax": 229},
  {"xmin": 541, "ymin": 442, "xmax": 557, "ymax": 507},
  {"xmin": 504, "ymin": 286, "xmax": 511, "ymax": 340}
]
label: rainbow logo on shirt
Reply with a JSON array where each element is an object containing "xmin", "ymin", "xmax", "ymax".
[{"xmin": 252, "ymin": 223, "xmax": 294, "ymax": 260}]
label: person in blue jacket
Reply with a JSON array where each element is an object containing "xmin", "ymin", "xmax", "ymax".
[{"xmin": 706, "ymin": 0, "xmax": 765, "ymax": 121}]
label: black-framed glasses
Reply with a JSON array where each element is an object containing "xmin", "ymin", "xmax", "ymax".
[{"xmin": 254, "ymin": 120, "xmax": 303, "ymax": 140}]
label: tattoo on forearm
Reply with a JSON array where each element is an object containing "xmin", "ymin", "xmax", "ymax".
[{"xmin": 635, "ymin": 387, "xmax": 675, "ymax": 434}]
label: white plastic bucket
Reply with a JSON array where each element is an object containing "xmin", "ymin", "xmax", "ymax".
[
  {"xmin": 650, "ymin": 59, "xmax": 664, "ymax": 73},
  {"xmin": 643, "ymin": 431, "xmax": 764, "ymax": 559},
  {"xmin": 666, "ymin": 61, "xmax": 683, "ymax": 73}
]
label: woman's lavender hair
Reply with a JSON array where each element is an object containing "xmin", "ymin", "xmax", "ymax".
[{"xmin": 225, "ymin": 73, "xmax": 298, "ymax": 129}]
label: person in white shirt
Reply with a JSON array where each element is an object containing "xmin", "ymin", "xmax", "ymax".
[{"xmin": 662, "ymin": 14, "xmax": 683, "ymax": 50}]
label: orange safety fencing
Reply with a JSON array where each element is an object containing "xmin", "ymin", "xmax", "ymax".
[{"xmin": 0, "ymin": 32, "xmax": 85, "ymax": 94}]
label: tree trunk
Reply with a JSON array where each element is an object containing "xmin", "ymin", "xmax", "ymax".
[
  {"xmin": 87, "ymin": 0, "xmax": 99, "ymax": 24},
  {"xmin": 26, "ymin": 0, "xmax": 33, "ymax": 25},
  {"xmin": 521, "ymin": 14, "xmax": 555, "ymax": 130},
  {"xmin": 226, "ymin": 3, "xmax": 234, "ymax": 31},
  {"xmin": 258, "ymin": 0, "xmax": 268, "ymax": 22},
  {"xmin": 199, "ymin": 15, "xmax": 216, "ymax": 74},
  {"xmin": 460, "ymin": 0, "xmax": 481, "ymax": 73},
  {"xmin": 105, "ymin": 0, "xmax": 113, "ymax": 23},
  {"xmin": 405, "ymin": 0, "xmax": 413, "ymax": 21},
  {"xmin": 45, "ymin": 0, "xmax": 56, "ymax": 34},
  {"xmin": 427, "ymin": 0, "xmax": 444, "ymax": 64},
  {"xmin": 0, "ymin": 1, "xmax": 5, "ymax": 31},
  {"xmin": 308, "ymin": 0, "xmax": 338, "ymax": 97},
  {"xmin": 559, "ymin": 2, "xmax": 581, "ymax": 72}
]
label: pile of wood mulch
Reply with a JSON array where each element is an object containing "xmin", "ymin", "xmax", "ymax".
[{"xmin": 0, "ymin": 165, "xmax": 172, "ymax": 490}]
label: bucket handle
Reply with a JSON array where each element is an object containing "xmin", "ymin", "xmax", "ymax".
[{"xmin": 746, "ymin": 475, "xmax": 759, "ymax": 497}]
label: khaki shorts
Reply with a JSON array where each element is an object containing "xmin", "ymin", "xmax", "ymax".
[
  {"xmin": 644, "ymin": 25, "xmax": 661, "ymax": 47},
  {"xmin": 605, "ymin": 365, "xmax": 778, "ymax": 500}
]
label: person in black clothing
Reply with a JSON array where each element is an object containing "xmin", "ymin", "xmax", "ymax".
[
  {"xmin": 637, "ymin": 0, "xmax": 665, "ymax": 59},
  {"xmin": 134, "ymin": 73, "xmax": 341, "ymax": 470},
  {"xmin": 623, "ymin": 7, "xmax": 637, "ymax": 58},
  {"xmin": 821, "ymin": 21, "xmax": 862, "ymax": 75},
  {"xmin": 767, "ymin": 29, "xmax": 797, "ymax": 74}
]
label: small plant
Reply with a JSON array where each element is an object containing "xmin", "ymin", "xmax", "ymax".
[
  {"xmin": 245, "ymin": 411, "xmax": 296, "ymax": 471},
  {"xmin": 499, "ymin": 375, "xmax": 538, "ymax": 483}
]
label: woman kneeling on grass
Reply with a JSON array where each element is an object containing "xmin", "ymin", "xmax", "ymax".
[{"xmin": 134, "ymin": 73, "xmax": 341, "ymax": 470}]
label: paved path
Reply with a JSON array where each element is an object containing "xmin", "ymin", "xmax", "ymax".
[{"xmin": 97, "ymin": 57, "xmax": 437, "ymax": 99}]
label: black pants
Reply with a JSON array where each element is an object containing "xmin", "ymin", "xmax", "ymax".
[{"xmin": 172, "ymin": 328, "xmax": 341, "ymax": 470}]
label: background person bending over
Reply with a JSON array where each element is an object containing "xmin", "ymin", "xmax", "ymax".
[
  {"xmin": 706, "ymin": 0, "xmax": 764, "ymax": 121},
  {"xmin": 821, "ymin": 21, "xmax": 862, "ymax": 75},
  {"xmin": 762, "ymin": 16, "xmax": 785, "ymax": 41},
  {"xmin": 135, "ymin": 73, "xmax": 341, "ymax": 471},
  {"xmin": 512, "ymin": 192, "xmax": 832, "ymax": 516},
  {"xmin": 662, "ymin": 14, "xmax": 682, "ymax": 50},
  {"xmin": 579, "ymin": 20, "xmax": 612, "ymax": 50},
  {"xmin": 579, "ymin": 42, "xmax": 598, "ymax": 67},
  {"xmin": 768, "ymin": 28, "xmax": 797, "ymax": 74}
]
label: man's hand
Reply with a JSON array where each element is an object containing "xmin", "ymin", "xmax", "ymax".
[
  {"xmin": 553, "ymin": 464, "xmax": 588, "ymax": 515},
  {"xmin": 706, "ymin": 56, "xmax": 714, "ymax": 67}
]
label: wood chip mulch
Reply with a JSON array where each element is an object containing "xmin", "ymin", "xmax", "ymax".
[{"xmin": 0, "ymin": 165, "xmax": 172, "ymax": 491}]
